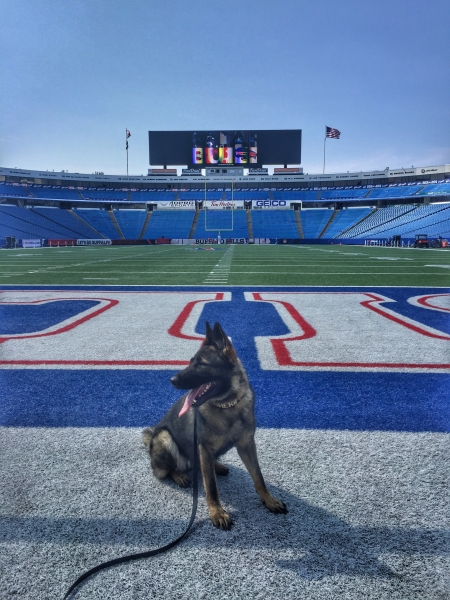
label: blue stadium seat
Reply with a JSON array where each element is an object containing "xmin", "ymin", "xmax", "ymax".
[
  {"xmin": 322, "ymin": 208, "xmax": 373, "ymax": 238},
  {"xmin": 73, "ymin": 209, "xmax": 120, "ymax": 239},
  {"xmin": 251, "ymin": 210, "xmax": 299, "ymax": 238},
  {"xmin": 0, "ymin": 205, "xmax": 93, "ymax": 239},
  {"xmin": 113, "ymin": 210, "xmax": 147, "ymax": 239},
  {"xmin": 194, "ymin": 210, "xmax": 248, "ymax": 238},
  {"xmin": 300, "ymin": 209, "xmax": 333, "ymax": 238},
  {"xmin": 142, "ymin": 210, "xmax": 195, "ymax": 239}
]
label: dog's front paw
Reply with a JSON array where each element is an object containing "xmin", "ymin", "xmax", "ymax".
[
  {"xmin": 170, "ymin": 471, "xmax": 191, "ymax": 487},
  {"xmin": 210, "ymin": 508, "xmax": 232, "ymax": 530},
  {"xmin": 263, "ymin": 495, "xmax": 288, "ymax": 514}
]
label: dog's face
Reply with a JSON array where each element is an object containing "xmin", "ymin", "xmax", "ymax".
[{"xmin": 171, "ymin": 322, "xmax": 237, "ymax": 416}]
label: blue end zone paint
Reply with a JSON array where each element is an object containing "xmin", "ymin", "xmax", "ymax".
[
  {"xmin": 0, "ymin": 300, "xmax": 100, "ymax": 335},
  {"xmin": 1, "ymin": 370, "xmax": 449, "ymax": 432},
  {"xmin": 1, "ymin": 286, "xmax": 449, "ymax": 432}
]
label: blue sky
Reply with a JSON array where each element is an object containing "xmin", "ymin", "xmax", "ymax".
[{"xmin": 1, "ymin": 0, "xmax": 449, "ymax": 176}]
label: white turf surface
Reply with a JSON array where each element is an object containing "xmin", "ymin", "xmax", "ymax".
[{"xmin": 1, "ymin": 427, "xmax": 449, "ymax": 600}]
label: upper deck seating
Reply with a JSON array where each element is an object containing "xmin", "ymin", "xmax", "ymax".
[
  {"xmin": 366, "ymin": 185, "xmax": 423, "ymax": 199},
  {"xmin": 320, "ymin": 189, "xmax": 369, "ymax": 199}
]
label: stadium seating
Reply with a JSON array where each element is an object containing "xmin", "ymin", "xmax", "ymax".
[
  {"xmin": 33, "ymin": 207, "xmax": 99, "ymax": 238},
  {"xmin": 365, "ymin": 185, "xmax": 424, "ymax": 199},
  {"xmin": 28, "ymin": 187, "xmax": 82, "ymax": 200},
  {"xmin": 320, "ymin": 189, "xmax": 370, "ymax": 199},
  {"xmin": 194, "ymin": 210, "xmax": 249, "ymax": 238},
  {"xmin": 142, "ymin": 210, "xmax": 195, "ymax": 239},
  {"xmin": 80, "ymin": 190, "xmax": 128, "ymax": 200},
  {"xmin": 0, "ymin": 206, "xmax": 45, "ymax": 238},
  {"xmin": 0, "ymin": 205, "xmax": 92, "ymax": 239},
  {"xmin": 273, "ymin": 190, "xmax": 318, "ymax": 201},
  {"xmin": 300, "ymin": 209, "xmax": 333, "ymax": 238},
  {"xmin": 73, "ymin": 209, "xmax": 120, "ymax": 239},
  {"xmin": 338, "ymin": 203, "xmax": 450, "ymax": 239},
  {"xmin": 339, "ymin": 205, "xmax": 414, "ymax": 238},
  {"xmin": 0, "ymin": 183, "xmax": 34, "ymax": 197},
  {"xmin": 131, "ymin": 191, "xmax": 177, "ymax": 202},
  {"xmin": 251, "ymin": 210, "xmax": 299, "ymax": 238},
  {"xmin": 322, "ymin": 207, "xmax": 373, "ymax": 238},
  {"xmin": 178, "ymin": 191, "xmax": 207, "ymax": 200},
  {"xmin": 226, "ymin": 191, "xmax": 269, "ymax": 200},
  {"xmin": 113, "ymin": 210, "xmax": 147, "ymax": 239},
  {"xmin": 419, "ymin": 182, "xmax": 450, "ymax": 196}
]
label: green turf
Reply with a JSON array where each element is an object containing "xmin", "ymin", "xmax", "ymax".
[{"xmin": 0, "ymin": 244, "xmax": 449, "ymax": 286}]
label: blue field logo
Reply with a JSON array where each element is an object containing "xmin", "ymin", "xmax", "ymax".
[
  {"xmin": 1, "ymin": 286, "xmax": 449, "ymax": 432},
  {"xmin": 1, "ymin": 288, "xmax": 448, "ymax": 372}
]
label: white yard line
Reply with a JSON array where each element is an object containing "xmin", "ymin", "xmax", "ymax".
[{"xmin": 203, "ymin": 245, "xmax": 234, "ymax": 284}]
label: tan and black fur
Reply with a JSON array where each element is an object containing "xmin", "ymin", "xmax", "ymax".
[{"xmin": 143, "ymin": 321, "xmax": 287, "ymax": 530}]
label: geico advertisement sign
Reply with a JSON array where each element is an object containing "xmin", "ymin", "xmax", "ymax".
[{"xmin": 253, "ymin": 200, "xmax": 288, "ymax": 208}]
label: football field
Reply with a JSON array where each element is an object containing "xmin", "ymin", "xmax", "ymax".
[
  {"xmin": 1, "ymin": 243, "xmax": 449, "ymax": 600},
  {"xmin": 0, "ymin": 242, "xmax": 449, "ymax": 286}
]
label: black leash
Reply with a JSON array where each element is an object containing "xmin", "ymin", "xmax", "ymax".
[{"xmin": 62, "ymin": 410, "xmax": 199, "ymax": 600}]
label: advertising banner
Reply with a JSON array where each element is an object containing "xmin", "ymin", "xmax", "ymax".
[
  {"xmin": 77, "ymin": 239, "xmax": 112, "ymax": 245},
  {"xmin": 156, "ymin": 201, "xmax": 196, "ymax": 209},
  {"xmin": 273, "ymin": 167, "xmax": 303, "ymax": 174},
  {"xmin": 181, "ymin": 168, "xmax": 203, "ymax": 176},
  {"xmin": 22, "ymin": 239, "xmax": 41, "ymax": 248},
  {"xmin": 196, "ymin": 238, "xmax": 248, "ymax": 244},
  {"xmin": 248, "ymin": 168, "xmax": 269, "ymax": 175},
  {"xmin": 203, "ymin": 200, "xmax": 244, "ymax": 209},
  {"xmin": 252, "ymin": 199, "xmax": 289, "ymax": 209},
  {"xmin": 147, "ymin": 168, "xmax": 177, "ymax": 175}
]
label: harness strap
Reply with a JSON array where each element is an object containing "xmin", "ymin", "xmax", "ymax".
[{"xmin": 63, "ymin": 410, "xmax": 199, "ymax": 600}]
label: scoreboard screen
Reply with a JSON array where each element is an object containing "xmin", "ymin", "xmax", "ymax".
[{"xmin": 148, "ymin": 129, "xmax": 301, "ymax": 167}]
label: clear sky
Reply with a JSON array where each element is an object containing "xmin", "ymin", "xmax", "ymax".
[{"xmin": 1, "ymin": 0, "xmax": 449, "ymax": 176}]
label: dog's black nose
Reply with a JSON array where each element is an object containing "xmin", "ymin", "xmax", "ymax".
[{"xmin": 170, "ymin": 374, "xmax": 179, "ymax": 386}]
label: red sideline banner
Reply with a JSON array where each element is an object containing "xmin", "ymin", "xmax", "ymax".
[{"xmin": 48, "ymin": 239, "xmax": 77, "ymax": 246}]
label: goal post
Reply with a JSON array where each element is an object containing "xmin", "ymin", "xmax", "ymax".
[{"xmin": 203, "ymin": 179, "xmax": 235, "ymax": 233}]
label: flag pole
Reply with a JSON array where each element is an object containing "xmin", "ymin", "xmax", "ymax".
[
  {"xmin": 126, "ymin": 129, "xmax": 129, "ymax": 176},
  {"xmin": 323, "ymin": 129, "xmax": 327, "ymax": 174}
]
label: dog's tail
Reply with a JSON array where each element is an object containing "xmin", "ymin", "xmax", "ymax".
[{"xmin": 142, "ymin": 427, "xmax": 155, "ymax": 451}]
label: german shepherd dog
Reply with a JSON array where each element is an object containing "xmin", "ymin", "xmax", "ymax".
[{"xmin": 143, "ymin": 321, "xmax": 287, "ymax": 530}]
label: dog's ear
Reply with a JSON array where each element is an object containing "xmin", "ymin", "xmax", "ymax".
[
  {"xmin": 205, "ymin": 321, "xmax": 214, "ymax": 345},
  {"xmin": 212, "ymin": 322, "xmax": 237, "ymax": 363}
]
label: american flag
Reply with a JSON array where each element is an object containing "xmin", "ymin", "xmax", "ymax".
[
  {"xmin": 126, "ymin": 129, "xmax": 131, "ymax": 139},
  {"xmin": 326, "ymin": 126, "xmax": 341, "ymax": 139}
]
